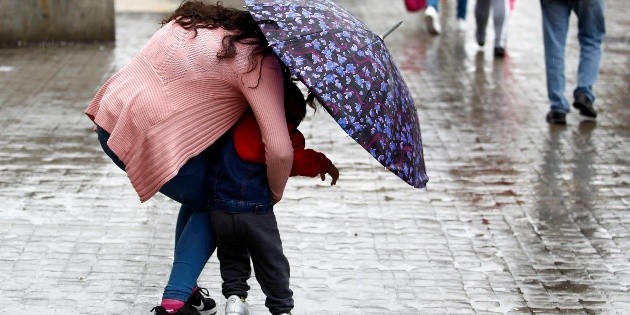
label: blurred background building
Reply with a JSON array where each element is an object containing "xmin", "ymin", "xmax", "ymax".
[{"xmin": 0, "ymin": 0, "xmax": 243, "ymax": 46}]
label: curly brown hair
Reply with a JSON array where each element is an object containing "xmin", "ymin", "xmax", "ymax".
[{"xmin": 163, "ymin": 1, "xmax": 271, "ymax": 65}]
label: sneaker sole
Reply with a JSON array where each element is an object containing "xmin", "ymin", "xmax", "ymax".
[
  {"xmin": 546, "ymin": 113, "xmax": 566, "ymax": 125},
  {"xmin": 579, "ymin": 115, "xmax": 597, "ymax": 121},
  {"xmin": 547, "ymin": 120, "xmax": 566, "ymax": 125}
]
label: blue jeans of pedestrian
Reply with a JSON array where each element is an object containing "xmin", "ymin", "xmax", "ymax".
[
  {"xmin": 96, "ymin": 126, "xmax": 216, "ymax": 302},
  {"xmin": 541, "ymin": 0, "xmax": 605, "ymax": 113},
  {"xmin": 427, "ymin": 0, "xmax": 468, "ymax": 19}
]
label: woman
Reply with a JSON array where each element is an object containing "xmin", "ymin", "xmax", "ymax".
[
  {"xmin": 85, "ymin": 1, "xmax": 294, "ymax": 314},
  {"xmin": 475, "ymin": 0, "xmax": 512, "ymax": 57}
]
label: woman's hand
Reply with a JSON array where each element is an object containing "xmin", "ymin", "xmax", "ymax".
[{"xmin": 320, "ymin": 164, "xmax": 339, "ymax": 186}]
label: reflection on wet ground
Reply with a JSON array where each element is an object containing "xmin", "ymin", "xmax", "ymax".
[{"xmin": 390, "ymin": 0, "xmax": 629, "ymax": 313}]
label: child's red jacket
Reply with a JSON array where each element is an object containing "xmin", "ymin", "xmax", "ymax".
[{"xmin": 233, "ymin": 111, "xmax": 332, "ymax": 177}]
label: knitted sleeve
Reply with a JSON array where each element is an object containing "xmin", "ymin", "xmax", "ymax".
[{"xmin": 239, "ymin": 53, "xmax": 293, "ymax": 201}]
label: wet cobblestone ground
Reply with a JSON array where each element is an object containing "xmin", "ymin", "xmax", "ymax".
[{"xmin": 0, "ymin": 0, "xmax": 628, "ymax": 314}]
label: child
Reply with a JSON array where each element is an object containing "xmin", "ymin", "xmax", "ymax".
[
  {"xmin": 206, "ymin": 80, "xmax": 339, "ymax": 315},
  {"xmin": 234, "ymin": 83, "xmax": 339, "ymax": 183}
]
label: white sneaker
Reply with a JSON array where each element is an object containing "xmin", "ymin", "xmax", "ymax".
[
  {"xmin": 225, "ymin": 295, "xmax": 250, "ymax": 315},
  {"xmin": 456, "ymin": 18, "xmax": 466, "ymax": 31},
  {"xmin": 424, "ymin": 6, "xmax": 441, "ymax": 35}
]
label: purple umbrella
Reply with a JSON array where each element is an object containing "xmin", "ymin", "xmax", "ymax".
[{"xmin": 246, "ymin": 0, "xmax": 428, "ymax": 188}]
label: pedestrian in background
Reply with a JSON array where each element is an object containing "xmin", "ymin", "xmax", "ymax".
[
  {"xmin": 209, "ymin": 80, "xmax": 339, "ymax": 315},
  {"xmin": 84, "ymin": 1, "xmax": 294, "ymax": 314},
  {"xmin": 423, "ymin": 0, "xmax": 469, "ymax": 35},
  {"xmin": 542, "ymin": 0, "xmax": 605, "ymax": 125},
  {"xmin": 474, "ymin": 0, "xmax": 512, "ymax": 57}
]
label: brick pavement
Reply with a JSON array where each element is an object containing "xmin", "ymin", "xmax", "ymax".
[{"xmin": 0, "ymin": 0, "xmax": 629, "ymax": 314}]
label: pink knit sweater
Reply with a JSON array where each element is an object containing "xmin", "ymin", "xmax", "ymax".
[{"xmin": 85, "ymin": 21, "xmax": 293, "ymax": 202}]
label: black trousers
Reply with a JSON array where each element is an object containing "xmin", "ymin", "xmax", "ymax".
[{"xmin": 210, "ymin": 210, "xmax": 293, "ymax": 315}]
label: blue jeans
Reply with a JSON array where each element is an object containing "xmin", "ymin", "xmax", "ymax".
[
  {"xmin": 541, "ymin": 0, "xmax": 605, "ymax": 113},
  {"xmin": 427, "ymin": 0, "xmax": 468, "ymax": 19},
  {"xmin": 96, "ymin": 127, "xmax": 216, "ymax": 302}
]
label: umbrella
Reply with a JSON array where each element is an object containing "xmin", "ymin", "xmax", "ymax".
[{"xmin": 245, "ymin": 0, "xmax": 428, "ymax": 188}]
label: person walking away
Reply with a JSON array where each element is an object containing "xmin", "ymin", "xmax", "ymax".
[
  {"xmin": 475, "ymin": 0, "xmax": 511, "ymax": 57},
  {"xmin": 424, "ymin": 0, "xmax": 469, "ymax": 35},
  {"xmin": 84, "ymin": 1, "xmax": 294, "ymax": 314},
  {"xmin": 541, "ymin": 0, "xmax": 605, "ymax": 125},
  {"xmin": 207, "ymin": 80, "xmax": 339, "ymax": 315}
]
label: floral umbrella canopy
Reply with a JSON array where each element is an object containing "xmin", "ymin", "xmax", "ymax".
[{"xmin": 245, "ymin": 0, "xmax": 429, "ymax": 188}]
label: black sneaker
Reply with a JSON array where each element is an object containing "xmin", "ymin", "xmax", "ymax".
[
  {"xmin": 572, "ymin": 93, "xmax": 597, "ymax": 120},
  {"xmin": 151, "ymin": 304, "xmax": 201, "ymax": 315},
  {"xmin": 546, "ymin": 111, "xmax": 566, "ymax": 125},
  {"xmin": 494, "ymin": 47, "xmax": 506, "ymax": 58},
  {"xmin": 476, "ymin": 29, "xmax": 485, "ymax": 47},
  {"xmin": 187, "ymin": 288, "xmax": 217, "ymax": 315}
]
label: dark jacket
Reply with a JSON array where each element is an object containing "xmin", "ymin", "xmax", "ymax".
[{"xmin": 206, "ymin": 131, "xmax": 273, "ymax": 214}]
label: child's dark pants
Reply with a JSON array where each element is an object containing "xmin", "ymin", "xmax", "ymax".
[
  {"xmin": 206, "ymin": 132, "xmax": 293, "ymax": 315},
  {"xmin": 210, "ymin": 210, "xmax": 293, "ymax": 315}
]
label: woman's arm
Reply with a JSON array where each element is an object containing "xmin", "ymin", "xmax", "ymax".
[{"xmin": 240, "ymin": 53, "xmax": 293, "ymax": 202}]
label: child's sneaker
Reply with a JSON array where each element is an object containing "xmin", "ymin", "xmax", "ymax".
[
  {"xmin": 225, "ymin": 295, "xmax": 250, "ymax": 315},
  {"xmin": 151, "ymin": 304, "xmax": 201, "ymax": 315},
  {"xmin": 187, "ymin": 287, "xmax": 217, "ymax": 315}
]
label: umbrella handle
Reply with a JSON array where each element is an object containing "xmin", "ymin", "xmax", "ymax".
[{"xmin": 381, "ymin": 21, "xmax": 403, "ymax": 40}]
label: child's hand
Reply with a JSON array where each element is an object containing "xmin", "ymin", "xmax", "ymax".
[{"xmin": 320, "ymin": 164, "xmax": 339, "ymax": 186}]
